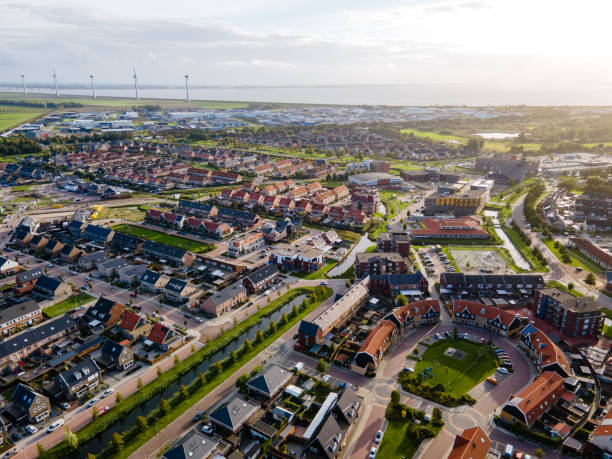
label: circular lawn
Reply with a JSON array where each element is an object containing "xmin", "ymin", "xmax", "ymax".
[{"xmin": 413, "ymin": 339, "xmax": 499, "ymax": 397}]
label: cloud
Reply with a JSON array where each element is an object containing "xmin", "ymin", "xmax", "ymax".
[{"xmin": 425, "ymin": 1, "xmax": 489, "ymax": 13}]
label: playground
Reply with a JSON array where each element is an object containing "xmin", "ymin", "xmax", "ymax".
[{"xmin": 414, "ymin": 339, "xmax": 498, "ymax": 397}]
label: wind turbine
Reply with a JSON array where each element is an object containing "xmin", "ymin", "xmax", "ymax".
[
  {"xmin": 20, "ymin": 74, "xmax": 27, "ymax": 95},
  {"xmin": 89, "ymin": 74, "xmax": 96, "ymax": 99},
  {"xmin": 52, "ymin": 68, "xmax": 59, "ymax": 97},
  {"xmin": 184, "ymin": 74, "xmax": 190, "ymax": 103},
  {"xmin": 132, "ymin": 66, "xmax": 139, "ymax": 100}
]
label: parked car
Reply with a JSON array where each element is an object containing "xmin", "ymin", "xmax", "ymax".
[
  {"xmin": 87, "ymin": 398, "xmax": 99, "ymax": 408},
  {"xmin": 195, "ymin": 317, "xmax": 204, "ymax": 323},
  {"xmin": 25, "ymin": 425, "xmax": 37, "ymax": 434},
  {"xmin": 193, "ymin": 410, "xmax": 205, "ymax": 422},
  {"xmin": 3, "ymin": 448, "xmax": 17, "ymax": 458},
  {"xmin": 375, "ymin": 431, "xmax": 383, "ymax": 443},
  {"xmin": 320, "ymin": 281, "xmax": 328, "ymax": 286},
  {"xmin": 201, "ymin": 423, "xmax": 213, "ymax": 435},
  {"xmin": 130, "ymin": 292, "xmax": 137, "ymax": 297},
  {"xmin": 479, "ymin": 337, "xmax": 486, "ymax": 344},
  {"xmin": 47, "ymin": 419, "xmax": 65, "ymax": 433},
  {"xmin": 486, "ymin": 376, "xmax": 498, "ymax": 385},
  {"xmin": 60, "ymin": 402, "xmax": 71, "ymax": 410},
  {"xmin": 497, "ymin": 367, "xmax": 509, "ymax": 375},
  {"xmin": 102, "ymin": 388, "xmax": 114, "ymax": 398},
  {"xmin": 98, "ymin": 405, "xmax": 110, "ymax": 416},
  {"xmin": 435, "ymin": 333, "xmax": 442, "ymax": 340},
  {"xmin": 369, "ymin": 447, "xmax": 377, "ymax": 458}
]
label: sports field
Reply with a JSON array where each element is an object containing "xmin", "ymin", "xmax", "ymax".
[
  {"xmin": 112, "ymin": 223, "xmax": 214, "ymax": 253},
  {"xmin": 414, "ymin": 339, "xmax": 498, "ymax": 396}
]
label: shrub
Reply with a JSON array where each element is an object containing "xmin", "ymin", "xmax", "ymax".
[{"xmin": 316, "ymin": 359, "xmax": 328, "ymax": 373}]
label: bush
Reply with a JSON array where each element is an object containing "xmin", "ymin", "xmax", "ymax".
[{"xmin": 316, "ymin": 359, "xmax": 328, "ymax": 373}]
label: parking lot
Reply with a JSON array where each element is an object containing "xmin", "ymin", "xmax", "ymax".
[{"xmin": 418, "ymin": 246, "xmax": 455, "ymax": 279}]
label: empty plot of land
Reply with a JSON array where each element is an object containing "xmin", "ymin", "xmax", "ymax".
[{"xmin": 450, "ymin": 248, "xmax": 508, "ymax": 272}]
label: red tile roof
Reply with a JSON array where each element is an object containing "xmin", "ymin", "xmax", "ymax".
[
  {"xmin": 504, "ymin": 371, "xmax": 564, "ymax": 426},
  {"xmin": 448, "ymin": 426, "xmax": 491, "ymax": 459},
  {"xmin": 453, "ymin": 299, "xmax": 519, "ymax": 327},
  {"xmin": 357, "ymin": 320, "xmax": 397, "ymax": 365},
  {"xmin": 570, "ymin": 237, "xmax": 612, "ymax": 267},
  {"xmin": 120, "ymin": 311, "xmax": 144, "ymax": 331},
  {"xmin": 148, "ymin": 323, "xmax": 172, "ymax": 344}
]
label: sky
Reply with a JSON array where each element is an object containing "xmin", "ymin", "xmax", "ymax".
[{"xmin": 1, "ymin": 0, "xmax": 612, "ymax": 90}]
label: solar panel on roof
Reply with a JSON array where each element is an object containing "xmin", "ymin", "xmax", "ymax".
[{"xmin": 521, "ymin": 324, "xmax": 538, "ymax": 336}]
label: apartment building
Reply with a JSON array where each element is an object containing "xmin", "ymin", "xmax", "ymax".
[
  {"xmin": 268, "ymin": 243, "xmax": 326, "ymax": 273},
  {"xmin": 452, "ymin": 299, "xmax": 523, "ymax": 337},
  {"xmin": 228, "ymin": 232, "xmax": 265, "ymax": 258},
  {"xmin": 424, "ymin": 188, "xmax": 488, "ymax": 216},
  {"xmin": 354, "ymin": 253, "xmax": 409, "ymax": 279},
  {"xmin": 376, "ymin": 231, "xmax": 411, "ymax": 256},
  {"xmin": 350, "ymin": 188, "xmax": 381, "ymax": 215}
]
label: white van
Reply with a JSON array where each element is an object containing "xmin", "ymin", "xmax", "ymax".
[{"xmin": 47, "ymin": 419, "xmax": 65, "ymax": 433}]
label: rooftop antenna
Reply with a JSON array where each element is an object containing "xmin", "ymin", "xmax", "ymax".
[
  {"xmin": 184, "ymin": 74, "xmax": 190, "ymax": 103},
  {"xmin": 20, "ymin": 74, "xmax": 27, "ymax": 95},
  {"xmin": 133, "ymin": 65, "xmax": 139, "ymax": 100},
  {"xmin": 89, "ymin": 74, "xmax": 96, "ymax": 99},
  {"xmin": 52, "ymin": 67, "xmax": 59, "ymax": 97}
]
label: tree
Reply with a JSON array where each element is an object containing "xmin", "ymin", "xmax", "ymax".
[
  {"xmin": 230, "ymin": 350, "xmax": 238, "ymax": 363},
  {"xmin": 199, "ymin": 372, "xmax": 206, "ymax": 385},
  {"xmin": 65, "ymin": 427, "xmax": 78, "ymax": 451},
  {"xmin": 567, "ymin": 282, "xmax": 575, "ymax": 291},
  {"xmin": 180, "ymin": 384, "xmax": 189, "ymax": 398},
  {"xmin": 137, "ymin": 415, "xmax": 148, "ymax": 432},
  {"xmin": 87, "ymin": 454, "xmax": 95, "ymax": 459},
  {"xmin": 316, "ymin": 358, "xmax": 328, "ymax": 373},
  {"xmin": 213, "ymin": 361, "xmax": 223, "ymax": 374},
  {"xmin": 396, "ymin": 294, "xmax": 409, "ymax": 306},
  {"xmin": 432, "ymin": 407, "xmax": 443, "ymax": 426},
  {"xmin": 236, "ymin": 373, "xmax": 249, "ymax": 391},
  {"xmin": 243, "ymin": 337, "xmax": 253, "ymax": 352},
  {"xmin": 269, "ymin": 320, "xmax": 277, "ymax": 334},
  {"xmin": 534, "ymin": 448, "xmax": 545, "ymax": 458},
  {"xmin": 390, "ymin": 390, "xmax": 400, "ymax": 406},
  {"xmin": 137, "ymin": 377, "xmax": 143, "ymax": 389},
  {"xmin": 37, "ymin": 443, "xmax": 45, "ymax": 455},
  {"xmin": 116, "ymin": 392, "xmax": 123, "ymax": 403},
  {"xmin": 291, "ymin": 305, "xmax": 299, "ymax": 318},
  {"xmin": 157, "ymin": 366, "xmax": 163, "ymax": 377},
  {"xmin": 585, "ymin": 272, "xmax": 596, "ymax": 285},
  {"xmin": 160, "ymin": 398, "xmax": 170, "ymax": 415},
  {"xmin": 453, "ymin": 327, "xmax": 459, "ymax": 340},
  {"xmin": 92, "ymin": 407, "xmax": 98, "ymax": 419},
  {"xmin": 280, "ymin": 312, "xmax": 288, "ymax": 325},
  {"xmin": 111, "ymin": 432, "xmax": 124, "ymax": 452}
]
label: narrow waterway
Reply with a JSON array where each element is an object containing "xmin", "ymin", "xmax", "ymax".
[
  {"xmin": 484, "ymin": 210, "xmax": 531, "ymax": 270},
  {"xmin": 77, "ymin": 294, "xmax": 306, "ymax": 457},
  {"xmin": 328, "ymin": 234, "xmax": 372, "ymax": 277}
]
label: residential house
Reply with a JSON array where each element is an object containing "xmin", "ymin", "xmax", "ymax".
[
  {"xmin": 448, "ymin": 427, "xmax": 491, "ymax": 459},
  {"xmin": 139, "ymin": 270, "xmax": 170, "ymax": 293},
  {"xmin": 227, "ymin": 232, "xmax": 265, "ymax": 258},
  {"xmin": 452, "ymin": 299, "xmax": 523, "ymax": 337},
  {"xmin": 78, "ymin": 251, "xmax": 107, "ymax": 270},
  {"xmin": 117, "ymin": 264, "xmax": 148, "ymax": 285},
  {"xmin": 519, "ymin": 323, "xmax": 571, "ymax": 377},
  {"xmin": 385, "ymin": 300, "xmax": 441, "ymax": 330},
  {"xmin": 162, "ymin": 430, "xmax": 219, "ymax": 459},
  {"xmin": 59, "ymin": 244, "xmax": 82, "ymax": 264},
  {"xmin": 500, "ymin": 371, "xmax": 565, "ymax": 428},
  {"xmin": 332, "ymin": 388, "xmax": 362, "ymax": 425},
  {"xmin": 84, "ymin": 297, "xmax": 125, "ymax": 330},
  {"xmin": 83, "ymin": 224, "xmax": 115, "ymax": 244},
  {"xmin": 67, "ymin": 220, "xmax": 84, "ymax": 236},
  {"xmin": 439, "ymin": 273, "xmax": 545, "ymax": 297},
  {"xmin": 262, "ymin": 195, "xmax": 279, "ymax": 211},
  {"xmin": 29, "ymin": 235, "xmax": 49, "ymax": 252},
  {"xmin": 99, "ymin": 339, "xmax": 134, "ymax": 370},
  {"xmin": 44, "ymin": 239, "xmax": 64, "ymax": 258},
  {"xmin": 369, "ymin": 272, "xmax": 428, "ymax": 297},
  {"xmin": 268, "ymin": 243, "xmax": 326, "ymax": 273},
  {"xmin": 246, "ymin": 364, "xmax": 292, "ymax": 400},
  {"xmin": 119, "ymin": 311, "xmax": 152, "ymax": 340},
  {"xmin": 33, "ymin": 275, "xmax": 72, "ymax": 300},
  {"xmin": 97, "ymin": 258, "xmax": 129, "ymax": 278},
  {"xmin": 147, "ymin": 323, "xmax": 182, "ymax": 350},
  {"xmin": 12, "ymin": 384, "xmax": 50, "ymax": 424},
  {"xmin": 200, "ymin": 281, "xmax": 247, "ymax": 317},
  {"xmin": 14, "ymin": 267, "xmax": 43, "ymax": 294},
  {"xmin": 354, "ymin": 320, "xmax": 397, "ymax": 371},
  {"xmin": 55, "ymin": 357, "xmax": 102, "ymax": 400},
  {"xmin": 164, "ymin": 278, "xmax": 203, "ymax": 304},
  {"xmin": 14, "ymin": 228, "xmax": 33, "ymax": 247},
  {"xmin": 0, "ymin": 257, "xmax": 18, "ymax": 276},
  {"xmin": 243, "ymin": 264, "xmax": 279, "ymax": 294},
  {"xmin": 0, "ymin": 300, "xmax": 42, "ymax": 337},
  {"xmin": 208, "ymin": 397, "xmax": 258, "ymax": 434},
  {"xmin": 112, "ymin": 232, "xmax": 143, "ymax": 252},
  {"xmin": 142, "ymin": 241, "xmax": 196, "ymax": 266},
  {"xmin": 304, "ymin": 415, "xmax": 344, "ymax": 459},
  {"xmin": 0, "ymin": 314, "xmax": 76, "ymax": 372}
]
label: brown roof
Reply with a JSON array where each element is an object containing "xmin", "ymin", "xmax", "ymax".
[
  {"xmin": 453, "ymin": 299, "xmax": 519, "ymax": 327},
  {"xmin": 357, "ymin": 320, "xmax": 396, "ymax": 364},
  {"xmin": 448, "ymin": 426, "xmax": 491, "ymax": 459},
  {"xmin": 505, "ymin": 371, "xmax": 564, "ymax": 425},
  {"xmin": 570, "ymin": 237, "xmax": 612, "ymax": 267},
  {"xmin": 120, "ymin": 311, "xmax": 145, "ymax": 331}
]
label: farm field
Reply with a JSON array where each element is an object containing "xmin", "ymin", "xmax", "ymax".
[
  {"xmin": 414, "ymin": 339, "xmax": 498, "ymax": 397},
  {"xmin": 112, "ymin": 223, "xmax": 214, "ymax": 253},
  {"xmin": 0, "ymin": 104, "xmax": 46, "ymax": 132}
]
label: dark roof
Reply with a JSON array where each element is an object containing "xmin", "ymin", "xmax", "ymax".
[
  {"xmin": 166, "ymin": 278, "xmax": 188, "ymax": 293},
  {"xmin": 14, "ymin": 228, "xmax": 31, "ymax": 241},
  {"xmin": 371, "ymin": 272, "xmax": 425, "ymax": 286},
  {"xmin": 208, "ymin": 397, "xmax": 258, "ymax": 431},
  {"xmin": 206, "ymin": 281, "xmax": 246, "ymax": 307},
  {"xmin": 60, "ymin": 244, "xmax": 77, "ymax": 256},
  {"xmin": 217, "ymin": 207, "xmax": 259, "ymax": 223},
  {"xmin": 311, "ymin": 415, "xmax": 343, "ymax": 456},
  {"xmin": 440, "ymin": 273, "xmax": 545, "ymax": 287},
  {"xmin": 16, "ymin": 267, "xmax": 43, "ymax": 284},
  {"xmin": 246, "ymin": 364, "xmax": 291, "ymax": 397},
  {"xmin": 84, "ymin": 224, "xmax": 113, "ymax": 238},
  {"xmin": 140, "ymin": 269, "xmax": 162, "ymax": 284},
  {"xmin": 68, "ymin": 220, "xmax": 84, "ymax": 232},
  {"xmin": 142, "ymin": 240, "xmax": 188, "ymax": 260},
  {"xmin": 85, "ymin": 297, "xmax": 119, "ymax": 323},
  {"xmin": 12, "ymin": 383, "xmax": 44, "ymax": 409},
  {"xmin": 178, "ymin": 200, "xmax": 215, "ymax": 213},
  {"xmin": 335, "ymin": 388, "xmax": 361, "ymax": 424},
  {"xmin": 57, "ymin": 357, "xmax": 100, "ymax": 386},
  {"xmin": 0, "ymin": 314, "xmax": 76, "ymax": 360},
  {"xmin": 0, "ymin": 300, "xmax": 39, "ymax": 324},
  {"xmin": 245, "ymin": 264, "xmax": 278, "ymax": 286},
  {"xmin": 112, "ymin": 232, "xmax": 142, "ymax": 248},
  {"xmin": 100, "ymin": 339, "xmax": 126, "ymax": 360},
  {"xmin": 80, "ymin": 251, "xmax": 107, "ymax": 264},
  {"xmin": 298, "ymin": 320, "xmax": 320, "ymax": 337},
  {"xmin": 34, "ymin": 275, "xmax": 63, "ymax": 293},
  {"xmin": 162, "ymin": 430, "xmax": 219, "ymax": 459}
]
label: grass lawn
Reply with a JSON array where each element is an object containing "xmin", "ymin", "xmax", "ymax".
[
  {"xmin": 112, "ymin": 224, "xmax": 214, "ymax": 253},
  {"xmin": 102, "ymin": 206, "xmax": 148, "ymax": 222},
  {"xmin": 601, "ymin": 307, "xmax": 612, "ymax": 320},
  {"xmin": 414, "ymin": 339, "xmax": 498, "ymax": 397},
  {"xmin": 400, "ymin": 128, "xmax": 468, "ymax": 143},
  {"xmin": 543, "ymin": 239, "xmax": 604, "ymax": 274},
  {"xmin": 546, "ymin": 280, "xmax": 584, "ymax": 297},
  {"xmin": 43, "ymin": 293, "xmax": 95, "ymax": 318},
  {"xmin": 295, "ymin": 260, "xmax": 338, "ymax": 280},
  {"xmin": 377, "ymin": 419, "xmax": 441, "ymax": 459},
  {"xmin": 604, "ymin": 324, "xmax": 612, "ymax": 339},
  {"xmin": 335, "ymin": 229, "xmax": 362, "ymax": 244},
  {"xmin": 0, "ymin": 104, "xmax": 46, "ymax": 132}
]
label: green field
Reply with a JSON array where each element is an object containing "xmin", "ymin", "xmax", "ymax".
[
  {"xmin": 543, "ymin": 239, "xmax": 604, "ymax": 274},
  {"xmin": 414, "ymin": 339, "xmax": 498, "ymax": 397},
  {"xmin": 112, "ymin": 224, "xmax": 214, "ymax": 253},
  {"xmin": 377, "ymin": 419, "xmax": 441, "ymax": 459},
  {"xmin": 401, "ymin": 128, "xmax": 468, "ymax": 143},
  {"xmin": 0, "ymin": 104, "xmax": 46, "ymax": 132},
  {"xmin": 44, "ymin": 293, "xmax": 95, "ymax": 318}
]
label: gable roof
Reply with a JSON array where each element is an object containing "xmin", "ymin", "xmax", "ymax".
[
  {"xmin": 453, "ymin": 299, "xmax": 521, "ymax": 328},
  {"xmin": 0, "ymin": 314, "xmax": 75, "ymax": 360},
  {"xmin": 148, "ymin": 322, "xmax": 175, "ymax": 344},
  {"xmin": 162, "ymin": 430, "xmax": 219, "ymax": 459},
  {"xmin": 0, "ymin": 300, "xmax": 40, "ymax": 325},
  {"xmin": 503, "ymin": 371, "xmax": 564, "ymax": 425},
  {"xmin": 58, "ymin": 357, "xmax": 100, "ymax": 385},
  {"xmin": 356, "ymin": 320, "xmax": 396, "ymax": 365},
  {"xmin": 246, "ymin": 364, "xmax": 291, "ymax": 397},
  {"xmin": 16, "ymin": 267, "xmax": 43, "ymax": 284},
  {"xmin": 12, "ymin": 383, "xmax": 44, "ymax": 409},
  {"xmin": 165, "ymin": 278, "xmax": 188, "ymax": 293},
  {"xmin": 448, "ymin": 426, "xmax": 491, "ymax": 459},
  {"xmin": 120, "ymin": 311, "xmax": 148, "ymax": 331},
  {"xmin": 34, "ymin": 275, "xmax": 63, "ymax": 293},
  {"xmin": 85, "ymin": 297, "xmax": 122, "ymax": 324},
  {"xmin": 208, "ymin": 397, "xmax": 258, "ymax": 432},
  {"xmin": 245, "ymin": 264, "xmax": 278, "ymax": 286},
  {"xmin": 140, "ymin": 269, "xmax": 162, "ymax": 284},
  {"xmin": 205, "ymin": 281, "xmax": 246, "ymax": 307},
  {"xmin": 100, "ymin": 339, "xmax": 127, "ymax": 360},
  {"xmin": 520, "ymin": 324, "xmax": 571, "ymax": 376}
]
